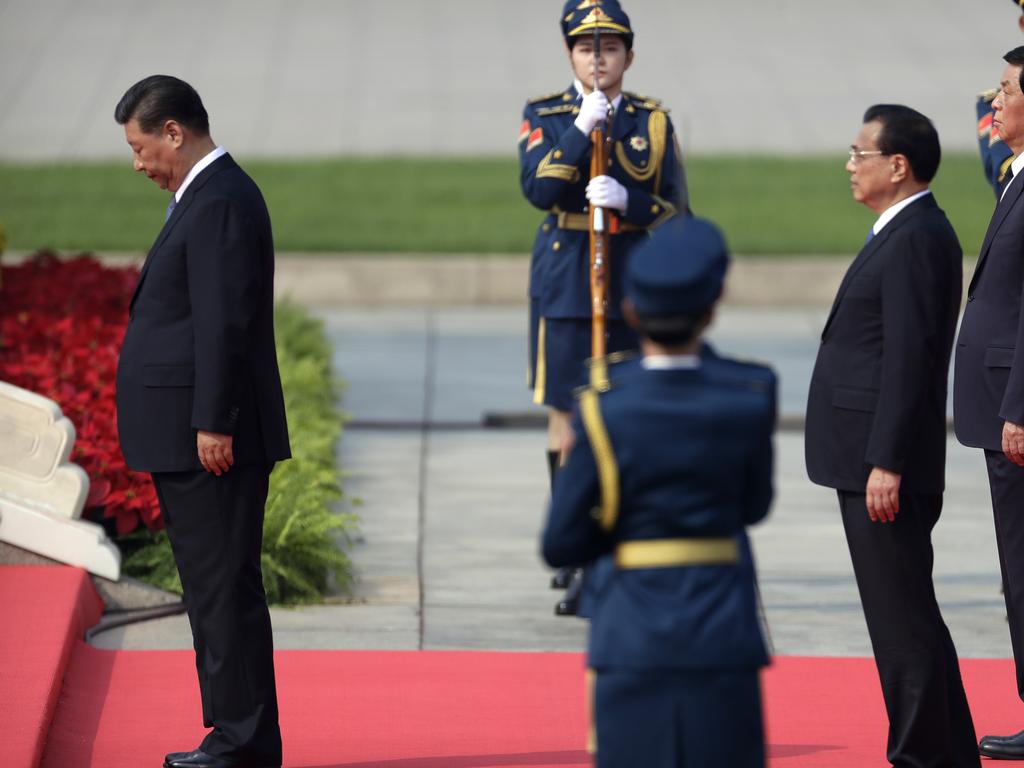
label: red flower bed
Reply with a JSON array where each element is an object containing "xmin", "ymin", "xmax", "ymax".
[{"xmin": 0, "ymin": 252, "xmax": 161, "ymax": 534}]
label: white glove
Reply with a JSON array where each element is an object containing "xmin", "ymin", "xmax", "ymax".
[
  {"xmin": 586, "ymin": 175, "xmax": 629, "ymax": 213},
  {"xmin": 574, "ymin": 90, "xmax": 610, "ymax": 135}
]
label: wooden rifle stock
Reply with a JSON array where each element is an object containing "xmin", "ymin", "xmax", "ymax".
[{"xmin": 589, "ymin": 118, "xmax": 613, "ymax": 362}]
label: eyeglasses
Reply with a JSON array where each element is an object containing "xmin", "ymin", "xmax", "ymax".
[{"xmin": 848, "ymin": 147, "xmax": 888, "ymax": 163}]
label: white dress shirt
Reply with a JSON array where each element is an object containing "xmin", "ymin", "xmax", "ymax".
[
  {"xmin": 872, "ymin": 189, "xmax": 932, "ymax": 236},
  {"xmin": 641, "ymin": 354, "xmax": 701, "ymax": 371},
  {"xmin": 174, "ymin": 145, "xmax": 227, "ymax": 203},
  {"xmin": 1000, "ymin": 153, "xmax": 1024, "ymax": 202}
]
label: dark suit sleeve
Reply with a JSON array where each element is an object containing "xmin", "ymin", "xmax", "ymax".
[
  {"xmin": 541, "ymin": 413, "xmax": 609, "ymax": 568},
  {"xmin": 999, "ymin": 285, "xmax": 1024, "ymax": 426},
  {"xmin": 866, "ymin": 227, "xmax": 952, "ymax": 472},
  {"xmin": 186, "ymin": 197, "xmax": 263, "ymax": 434},
  {"xmin": 742, "ymin": 373, "xmax": 776, "ymax": 526}
]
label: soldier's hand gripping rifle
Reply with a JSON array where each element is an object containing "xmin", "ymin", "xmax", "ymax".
[{"xmin": 588, "ymin": 19, "xmax": 614, "ymax": 371}]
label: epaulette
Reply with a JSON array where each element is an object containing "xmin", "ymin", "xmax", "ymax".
[
  {"xmin": 978, "ymin": 88, "xmax": 999, "ymax": 104},
  {"xmin": 625, "ymin": 92, "xmax": 665, "ymax": 111},
  {"xmin": 625, "ymin": 91, "xmax": 661, "ymax": 105},
  {"xmin": 529, "ymin": 90, "xmax": 573, "ymax": 105},
  {"xmin": 536, "ymin": 104, "xmax": 578, "ymax": 117}
]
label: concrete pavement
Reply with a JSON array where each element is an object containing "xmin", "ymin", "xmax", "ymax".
[{"xmin": 92, "ymin": 307, "xmax": 1006, "ymax": 663}]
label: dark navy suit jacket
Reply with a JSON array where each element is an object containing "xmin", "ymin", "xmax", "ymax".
[
  {"xmin": 806, "ymin": 194, "xmax": 962, "ymax": 493},
  {"xmin": 542, "ymin": 351, "xmax": 774, "ymax": 671},
  {"xmin": 955, "ymin": 168, "xmax": 1024, "ymax": 450},
  {"xmin": 116, "ymin": 153, "xmax": 290, "ymax": 472}
]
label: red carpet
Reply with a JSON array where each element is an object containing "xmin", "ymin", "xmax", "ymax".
[
  {"xmin": 0, "ymin": 566, "xmax": 102, "ymax": 768},
  {"xmin": 36, "ymin": 646, "xmax": 1024, "ymax": 768},
  {"xmin": 3, "ymin": 567, "xmax": 1021, "ymax": 767}
]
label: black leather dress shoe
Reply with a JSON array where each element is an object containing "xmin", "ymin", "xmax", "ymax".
[
  {"xmin": 165, "ymin": 751, "xmax": 238, "ymax": 768},
  {"xmin": 163, "ymin": 749, "xmax": 284, "ymax": 768},
  {"xmin": 550, "ymin": 566, "xmax": 573, "ymax": 589},
  {"xmin": 555, "ymin": 569, "xmax": 583, "ymax": 616},
  {"xmin": 979, "ymin": 730, "xmax": 1024, "ymax": 759}
]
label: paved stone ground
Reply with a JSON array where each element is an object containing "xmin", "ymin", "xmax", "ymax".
[
  {"xmin": 0, "ymin": 0, "xmax": 1014, "ymax": 159},
  {"xmin": 92, "ymin": 307, "xmax": 1009, "ymax": 663}
]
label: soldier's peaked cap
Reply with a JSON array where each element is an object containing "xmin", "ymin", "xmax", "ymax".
[
  {"xmin": 626, "ymin": 217, "xmax": 730, "ymax": 318},
  {"xmin": 564, "ymin": 1, "xmax": 633, "ymax": 46}
]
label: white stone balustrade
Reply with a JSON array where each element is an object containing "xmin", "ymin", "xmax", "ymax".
[{"xmin": 0, "ymin": 380, "xmax": 120, "ymax": 579}]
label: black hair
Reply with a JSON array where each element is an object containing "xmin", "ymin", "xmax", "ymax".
[
  {"xmin": 862, "ymin": 104, "xmax": 940, "ymax": 183},
  {"xmin": 1005, "ymin": 46, "xmax": 1024, "ymax": 94},
  {"xmin": 114, "ymin": 75, "xmax": 209, "ymax": 135},
  {"xmin": 634, "ymin": 312, "xmax": 709, "ymax": 347}
]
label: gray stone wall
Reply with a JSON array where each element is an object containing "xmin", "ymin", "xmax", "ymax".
[{"xmin": 0, "ymin": 0, "xmax": 1014, "ymax": 159}]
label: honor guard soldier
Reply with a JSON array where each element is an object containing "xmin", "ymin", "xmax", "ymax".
[
  {"xmin": 519, "ymin": 0, "xmax": 689, "ymax": 612},
  {"xmin": 976, "ymin": 1, "xmax": 1024, "ymax": 196},
  {"xmin": 541, "ymin": 217, "xmax": 774, "ymax": 768}
]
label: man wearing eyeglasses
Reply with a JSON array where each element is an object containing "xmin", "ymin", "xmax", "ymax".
[
  {"xmin": 956, "ymin": 46, "xmax": 1024, "ymax": 762},
  {"xmin": 806, "ymin": 105, "xmax": 979, "ymax": 768}
]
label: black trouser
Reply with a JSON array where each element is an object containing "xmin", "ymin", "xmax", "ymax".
[
  {"xmin": 152, "ymin": 465, "xmax": 282, "ymax": 765},
  {"xmin": 838, "ymin": 490, "xmax": 979, "ymax": 768},
  {"xmin": 985, "ymin": 450, "xmax": 1024, "ymax": 702}
]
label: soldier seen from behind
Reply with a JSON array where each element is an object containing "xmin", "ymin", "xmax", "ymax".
[{"xmin": 542, "ymin": 217, "xmax": 774, "ymax": 768}]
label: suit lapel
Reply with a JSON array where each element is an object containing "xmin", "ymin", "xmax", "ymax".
[
  {"xmin": 971, "ymin": 178, "xmax": 1024, "ymax": 292},
  {"xmin": 820, "ymin": 195, "xmax": 936, "ymax": 338},
  {"xmin": 128, "ymin": 154, "xmax": 235, "ymax": 314},
  {"xmin": 820, "ymin": 233, "xmax": 889, "ymax": 338}
]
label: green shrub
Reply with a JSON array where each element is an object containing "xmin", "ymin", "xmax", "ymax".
[{"xmin": 121, "ymin": 301, "xmax": 357, "ymax": 605}]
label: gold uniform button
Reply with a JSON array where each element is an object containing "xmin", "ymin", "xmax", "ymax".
[
  {"xmin": 542, "ymin": 223, "xmax": 551, "ymax": 232},
  {"xmin": 651, "ymin": 204, "xmax": 660, "ymax": 214},
  {"xmin": 553, "ymin": 150, "xmax": 562, "ymax": 159},
  {"xmin": 553, "ymin": 241, "xmax": 561, "ymax": 251},
  {"xmin": 563, "ymin": 93, "xmax": 572, "ymax": 101}
]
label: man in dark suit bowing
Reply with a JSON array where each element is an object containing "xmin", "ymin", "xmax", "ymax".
[
  {"xmin": 806, "ymin": 104, "xmax": 979, "ymax": 768},
  {"xmin": 113, "ymin": 75, "xmax": 289, "ymax": 768},
  {"xmin": 956, "ymin": 46, "xmax": 1024, "ymax": 762}
]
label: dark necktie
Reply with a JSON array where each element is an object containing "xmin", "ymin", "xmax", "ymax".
[{"xmin": 165, "ymin": 196, "xmax": 177, "ymax": 222}]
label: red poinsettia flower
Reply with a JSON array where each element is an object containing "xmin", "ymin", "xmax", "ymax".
[{"xmin": 0, "ymin": 252, "xmax": 163, "ymax": 534}]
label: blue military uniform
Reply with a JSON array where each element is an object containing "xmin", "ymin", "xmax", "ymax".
[
  {"xmin": 977, "ymin": 87, "xmax": 1014, "ymax": 197},
  {"xmin": 542, "ymin": 218, "xmax": 774, "ymax": 767},
  {"xmin": 520, "ymin": 1, "xmax": 689, "ymax": 412}
]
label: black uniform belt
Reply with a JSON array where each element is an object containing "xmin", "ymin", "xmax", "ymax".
[
  {"xmin": 556, "ymin": 211, "xmax": 645, "ymax": 234},
  {"xmin": 615, "ymin": 538, "xmax": 739, "ymax": 569}
]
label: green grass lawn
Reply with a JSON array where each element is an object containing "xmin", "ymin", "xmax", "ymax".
[{"xmin": 0, "ymin": 154, "xmax": 998, "ymax": 256}]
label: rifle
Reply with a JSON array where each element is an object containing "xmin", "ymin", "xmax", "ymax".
[{"xmin": 588, "ymin": 18, "xmax": 614, "ymax": 386}]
